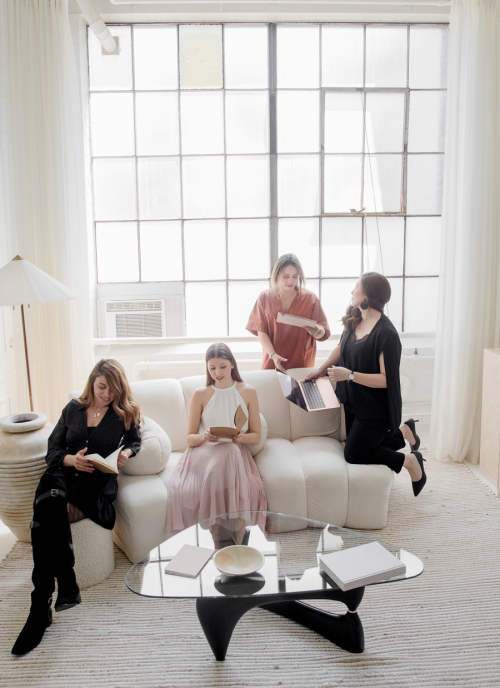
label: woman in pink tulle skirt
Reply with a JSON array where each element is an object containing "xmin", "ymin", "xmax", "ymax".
[{"xmin": 166, "ymin": 343, "xmax": 267, "ymax": 537}]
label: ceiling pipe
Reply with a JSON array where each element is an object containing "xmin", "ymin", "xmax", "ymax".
[{"xmin": 76, "ymin": 0, "xmax": 117, "ymax": 53}]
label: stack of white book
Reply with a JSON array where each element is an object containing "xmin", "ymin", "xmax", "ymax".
[{"xmin": 319, "ymin": 541, "xmax": 406, "ymax": 591}]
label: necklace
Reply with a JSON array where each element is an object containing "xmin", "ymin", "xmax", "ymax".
[{"xmin": 94, "ymin": 406, "xmax": 106, "ymax": 418}]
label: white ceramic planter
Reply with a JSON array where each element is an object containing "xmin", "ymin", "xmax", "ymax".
[{"xmin": 0, "ymin": 413, "xmax": 54, "ymax": 542}]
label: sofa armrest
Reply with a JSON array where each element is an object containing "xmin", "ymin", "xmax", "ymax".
[{"xmin": 113, "ymin": 473, "xmax": 168, "ymax": 563}]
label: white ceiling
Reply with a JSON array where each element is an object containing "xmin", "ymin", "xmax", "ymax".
[{"xmin": 67, "ymin": 0, "xmax": 450, "ymax": 23}]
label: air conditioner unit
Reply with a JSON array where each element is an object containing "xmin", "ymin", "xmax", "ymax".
[{"xmin": 98, "ymin": 298, "xmax": 184, "ymax": 338}]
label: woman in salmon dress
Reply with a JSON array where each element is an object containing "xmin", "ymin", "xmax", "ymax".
[
  {"xmin": 246, "ymin": 254, "xmax": 330, "ymax": 372},
  {"xmin": 166, "ymin": 343, "xmax": 267, "ymax": 538}
]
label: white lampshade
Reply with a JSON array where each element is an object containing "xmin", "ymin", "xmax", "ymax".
[{"xmin": 0, "ymin": 255, "xmax": 77, "ymax": 306}]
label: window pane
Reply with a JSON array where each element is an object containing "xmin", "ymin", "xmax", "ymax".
[
  {"xmin": 96, "ymin": 222, "xmax": 139, "ymax": 282},
  {"xmin": 408, "ymin": 92, "xmax": 446, "ymax": 153},
  {"xmin": 229, "ymin": 281, "xmax": 269, "ymax": 336},
  {"xmin": 365, "ymin": 92, "xmax": 405, "ymax": 153},
  {"xmin": 366, "ymin": 27, "xmax": 407, "ymax": 88},
  {"xmin": 404, "ymin": 277, "xmax": 439, "ymax": 332},
  {"xmin": 386, "ymin": 277, "xmax": 403, "ymax": 332},
  {"xmin": 324, "ymin": 156, "xmax": 362, "ymax": 213},
  {"xmin": 277, "ymin": 91, "xmax": 320, "ymax": 153},
  {"xmin": 228, "ymin": 220, "xmax": 270, "ymax": 279},
  {"xmin": 182, "ymin": 156, "xmax": 225, "ymax": 219},
  {"xmin": 405, "ymin": 217, "xmax": 441, "ymax": 276},
  {"xmin": 93, "ymin": 158, "xmax": 137, "ymax": 221},
  {"xmin": 322, "ymin": 218, "xmax": 362, "ymax": 278},
  {"xmin": 324, "ymin": 92, "xmax": 363, "ymax": 154},
  {"xmin": 225, "ymin": 91, "xmax": 269, "ymax": 154},
  {"xmin": 184, "ymin": 220, "xmax": 226, "ymax": 281},
  {"xmin": 180, "ymin": 92, "xmax": 224, "ymax": 154},
  {"xmin": 135, "ymin": 92, "xmax": 180, "ymax": 156},
  {"xmin": 140, "ymin": 221, "xmax": 183, "ymax": 282},
  {"xmin": 406, "ymin": 155, "xmax": 444, "ymax": 215},
  {"xmin": 364, "ymin": 217, "xmax": 404, "ymax": 276},
  {"xmin": 224, "ymin": 25, "xmax": 268, "ymax": 89},
  {"xmin": 364, "ymin": 154, "xmax": 402, "ymax": 213},
  {"xmin": 322, "ymin": 26, "xmax": 363, "ymax": 87},
  {"xmin": 306, "ymin": 279, "xmax": 319, "ymax": 298},
  {"xmin": 90, "ymin": 93, "xmax": 135, "ymax": 157},
  {"xmin": 277, "ymin": 26, "xmax": 320, "ymax": 88},
  {"xmin": 278, "ymin": 155, "xmax": 320, "ymax": 216},
  {"xmin": 226, "ymin": 156, "xmax": 270, "ymax": 218},
  {"xmin": 278, "ymin": 218, "xmax": 319, "ymax": 278},
  {"xmin": 409, "ymin": 26, "xmax": 449, "ymax": 89},
  {"xmin": 137, "ymin": 157, "xmax": 182, "ymax": 220},
  {"xmin": 133, "ymin": 26, "xmax": 178, "ymax": 90},
  {"xmin": 321, "ymin": 279, "xmax": 357, "ymax": 335},
  {"xmin": 88, "ymin": 26, "xmax": 132, "ymax": 91},
  {"xmin": 186, "ymin": 282, "xmax": 227, "ymax": 336},
  {"xmin": 180, "ymin": 25, "xmax": 223, "ymax": 89}
]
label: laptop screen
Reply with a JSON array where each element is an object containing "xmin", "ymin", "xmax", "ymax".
[{"xmin": 276, "ymin": 371, "xmax": 307, "ymax": 411}]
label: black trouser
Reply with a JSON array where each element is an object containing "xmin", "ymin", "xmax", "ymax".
[{"xmin": 344, "ymin": 409, "xmax": 406, "ymax": 474}]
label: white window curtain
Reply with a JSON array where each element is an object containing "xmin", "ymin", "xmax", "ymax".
[
  {"xmin": 0, "ymin": 0, "xmax": 94, "ymax": 421},
  {"xmin": 430, "ymin": 0, "xmax": 500, "ymax": 463}
]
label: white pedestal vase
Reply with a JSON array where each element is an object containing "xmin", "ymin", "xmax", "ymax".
[{"xmin": 0, "ymin": 413, "xmax": 54, "ymax": 542}]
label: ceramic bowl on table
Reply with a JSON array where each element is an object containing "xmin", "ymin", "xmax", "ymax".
[{"xmin": 213, "ymin": 545, "xmax": 265, "ymax": 576}]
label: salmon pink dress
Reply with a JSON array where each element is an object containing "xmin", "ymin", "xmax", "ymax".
[
  {"xmin": 166, "ymin": 382, "xmax": 267, "ymax": 536},
  {"xmin": 246, "ymin": 288, "xmax": 330, "ymax": 370}
]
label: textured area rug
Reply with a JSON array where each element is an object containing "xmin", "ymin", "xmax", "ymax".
[{"xmin": 1, "ymin": 456, "xmax": 500, "ymax": 688}]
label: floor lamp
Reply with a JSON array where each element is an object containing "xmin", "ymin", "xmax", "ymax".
[{"xmin": 0, "ymin": 255, "xmax": 78, "ymax": 412}]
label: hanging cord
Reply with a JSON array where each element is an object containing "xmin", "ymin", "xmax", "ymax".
[{"xmin": 361, "ymin": 91, "xmax": 389, "ymax": 317}]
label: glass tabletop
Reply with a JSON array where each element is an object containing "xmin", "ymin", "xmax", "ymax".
[{"xmin": 125, "ymin": 511, "xmax": 423, "ymax": 600}]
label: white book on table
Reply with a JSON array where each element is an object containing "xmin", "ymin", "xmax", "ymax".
[
  {"xmin": 319, "ymin": 541, "xmax": 406, "ymax": 591},
  {"xmin": 164, "ymin": 544, "xmax": 215, "ymax": 578}
]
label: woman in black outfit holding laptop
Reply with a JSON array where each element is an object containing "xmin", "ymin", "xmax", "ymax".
[{"xmin": 306, "ymin": 272, "xmax": 427, "ymax": 496}]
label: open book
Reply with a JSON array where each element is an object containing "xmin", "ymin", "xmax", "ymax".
[
  {"xmin": 86, "ymin": 445, "xmax": 123, "ymax": 474},
  {"xmin": 210, "ymin": 405, "xmax": 247, "ymax": 439}
]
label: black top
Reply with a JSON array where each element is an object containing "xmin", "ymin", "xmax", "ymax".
[
  {"xmin": 336, "ymin": 313, "xmax": 402, "ymax": 434},
  {"xmin": 44, "ymin": 399, "xmax": 142, "ymax": 527}
]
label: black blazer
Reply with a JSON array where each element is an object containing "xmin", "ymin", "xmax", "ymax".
[
  {"xmin": 336, "ymin": 313, "xmax": 402, "ymax": 435},
  {"xmin": 44, "ymin": 399, "xmax": 142, "ymax": 528}
]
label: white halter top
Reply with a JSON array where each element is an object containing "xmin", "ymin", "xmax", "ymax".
[{"xmin": 199, "ymin": 381, "xmax": 249, "ymax": 438}]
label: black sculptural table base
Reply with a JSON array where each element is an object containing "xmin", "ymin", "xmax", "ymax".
[{"xmin": 196, "ymin": 586, "xmax": 365, "ymax": 661}]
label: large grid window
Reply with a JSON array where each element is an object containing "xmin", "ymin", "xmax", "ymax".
[{"xmin": 88, "ymin": 23, "xmax": 448, "ymax": 337}]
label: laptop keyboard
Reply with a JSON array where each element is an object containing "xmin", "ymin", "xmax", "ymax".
[{"xmin": 301, "ymin": 380, "xmax": 326, "ymax": 409}]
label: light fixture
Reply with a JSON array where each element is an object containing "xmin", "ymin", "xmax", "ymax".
[{"xmin": 0, "ymin": 256, "xmax": 78, "ymax": 412}]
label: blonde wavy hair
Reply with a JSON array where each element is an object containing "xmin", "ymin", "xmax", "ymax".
[
  {"xmin": 78, "ymin": 359, "xmax": 142, "ymax": 430},
  {"xmin": 270, "ymin": 253, "xmax": 306, "ymax": 298}
]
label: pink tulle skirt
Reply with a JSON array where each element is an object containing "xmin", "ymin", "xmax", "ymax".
[{"xmin": 166, "ymin": 441, "xmax": 267, "ymax": 536}]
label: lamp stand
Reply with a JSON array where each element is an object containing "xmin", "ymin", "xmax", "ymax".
[{"xmin": 20, "ymin": 304, "xmax": 34, "ymax": 412}]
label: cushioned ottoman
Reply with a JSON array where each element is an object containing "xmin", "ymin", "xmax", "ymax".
[{"xmin": 71, "ymin": 518, "xmax": 115, "ymax": 589}]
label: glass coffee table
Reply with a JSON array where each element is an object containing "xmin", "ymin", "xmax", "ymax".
[{"xmin": 126, "ymin": 511, "xmax": 423, "ymax": 661}]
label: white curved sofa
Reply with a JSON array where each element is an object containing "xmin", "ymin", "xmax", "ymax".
[{"xmin": 109, "ymin": 368, "xmax": 394, "ymax": 563}]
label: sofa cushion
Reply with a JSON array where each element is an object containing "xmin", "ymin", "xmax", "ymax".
[
  {"xmin": 345, "ymin": 463, "xmax": 394, "ymax": 530},
  {"xmin": 130, "ymin": 379, "xmax": 188, "ymax": 452},
  {"xmin": 292, "ymin": 436, "xmax": 348, "ymax": 526},
  {"xmin": 254, "ymin": 438, "xmax": 308, "ymax": 517},
  {"xmin": 120, "ymin": 416, "xmax": 171, "ymax": 476}
]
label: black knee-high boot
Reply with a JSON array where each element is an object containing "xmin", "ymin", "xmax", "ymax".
[
  {"xmin": 11, "ymin": 521, "xmax": 54, "ymax": 655},
  {"xmin": 33, "ymin": 487, "xmax": 81, "ymax": 612}
]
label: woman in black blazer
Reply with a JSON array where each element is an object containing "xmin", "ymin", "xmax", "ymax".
[
  {"xmin": 12, "ymin": 359, "xmax": 142, "ymax": 656},
  {"xmin": 306, "ymin": 272, "xmax": 427, "ymax": 496}
]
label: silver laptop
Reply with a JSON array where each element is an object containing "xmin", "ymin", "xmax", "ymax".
[{"xmin": 276, "ymin": 371, "xmax": 340, "ymax": 412}]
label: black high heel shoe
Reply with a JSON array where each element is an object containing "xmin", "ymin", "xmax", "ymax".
[
  {"xmin": 411, "ymin": 451, "xmax": 427, "ymax": 497},
  {"xmin": 404, "ymin": 418, "xmax": 420, "ymax": 451}
]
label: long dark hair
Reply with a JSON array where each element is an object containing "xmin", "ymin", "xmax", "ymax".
[
  {"xmin": 342, "ymin": 272, "xmax": 391, "ymax": 332},
  {"xmin": 205, "ymin": 343, "xmax": 244, "ymax": 387},
  {"xmin": 78, "ymin": 359, "xmax": 142, "ymax": 430}
]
